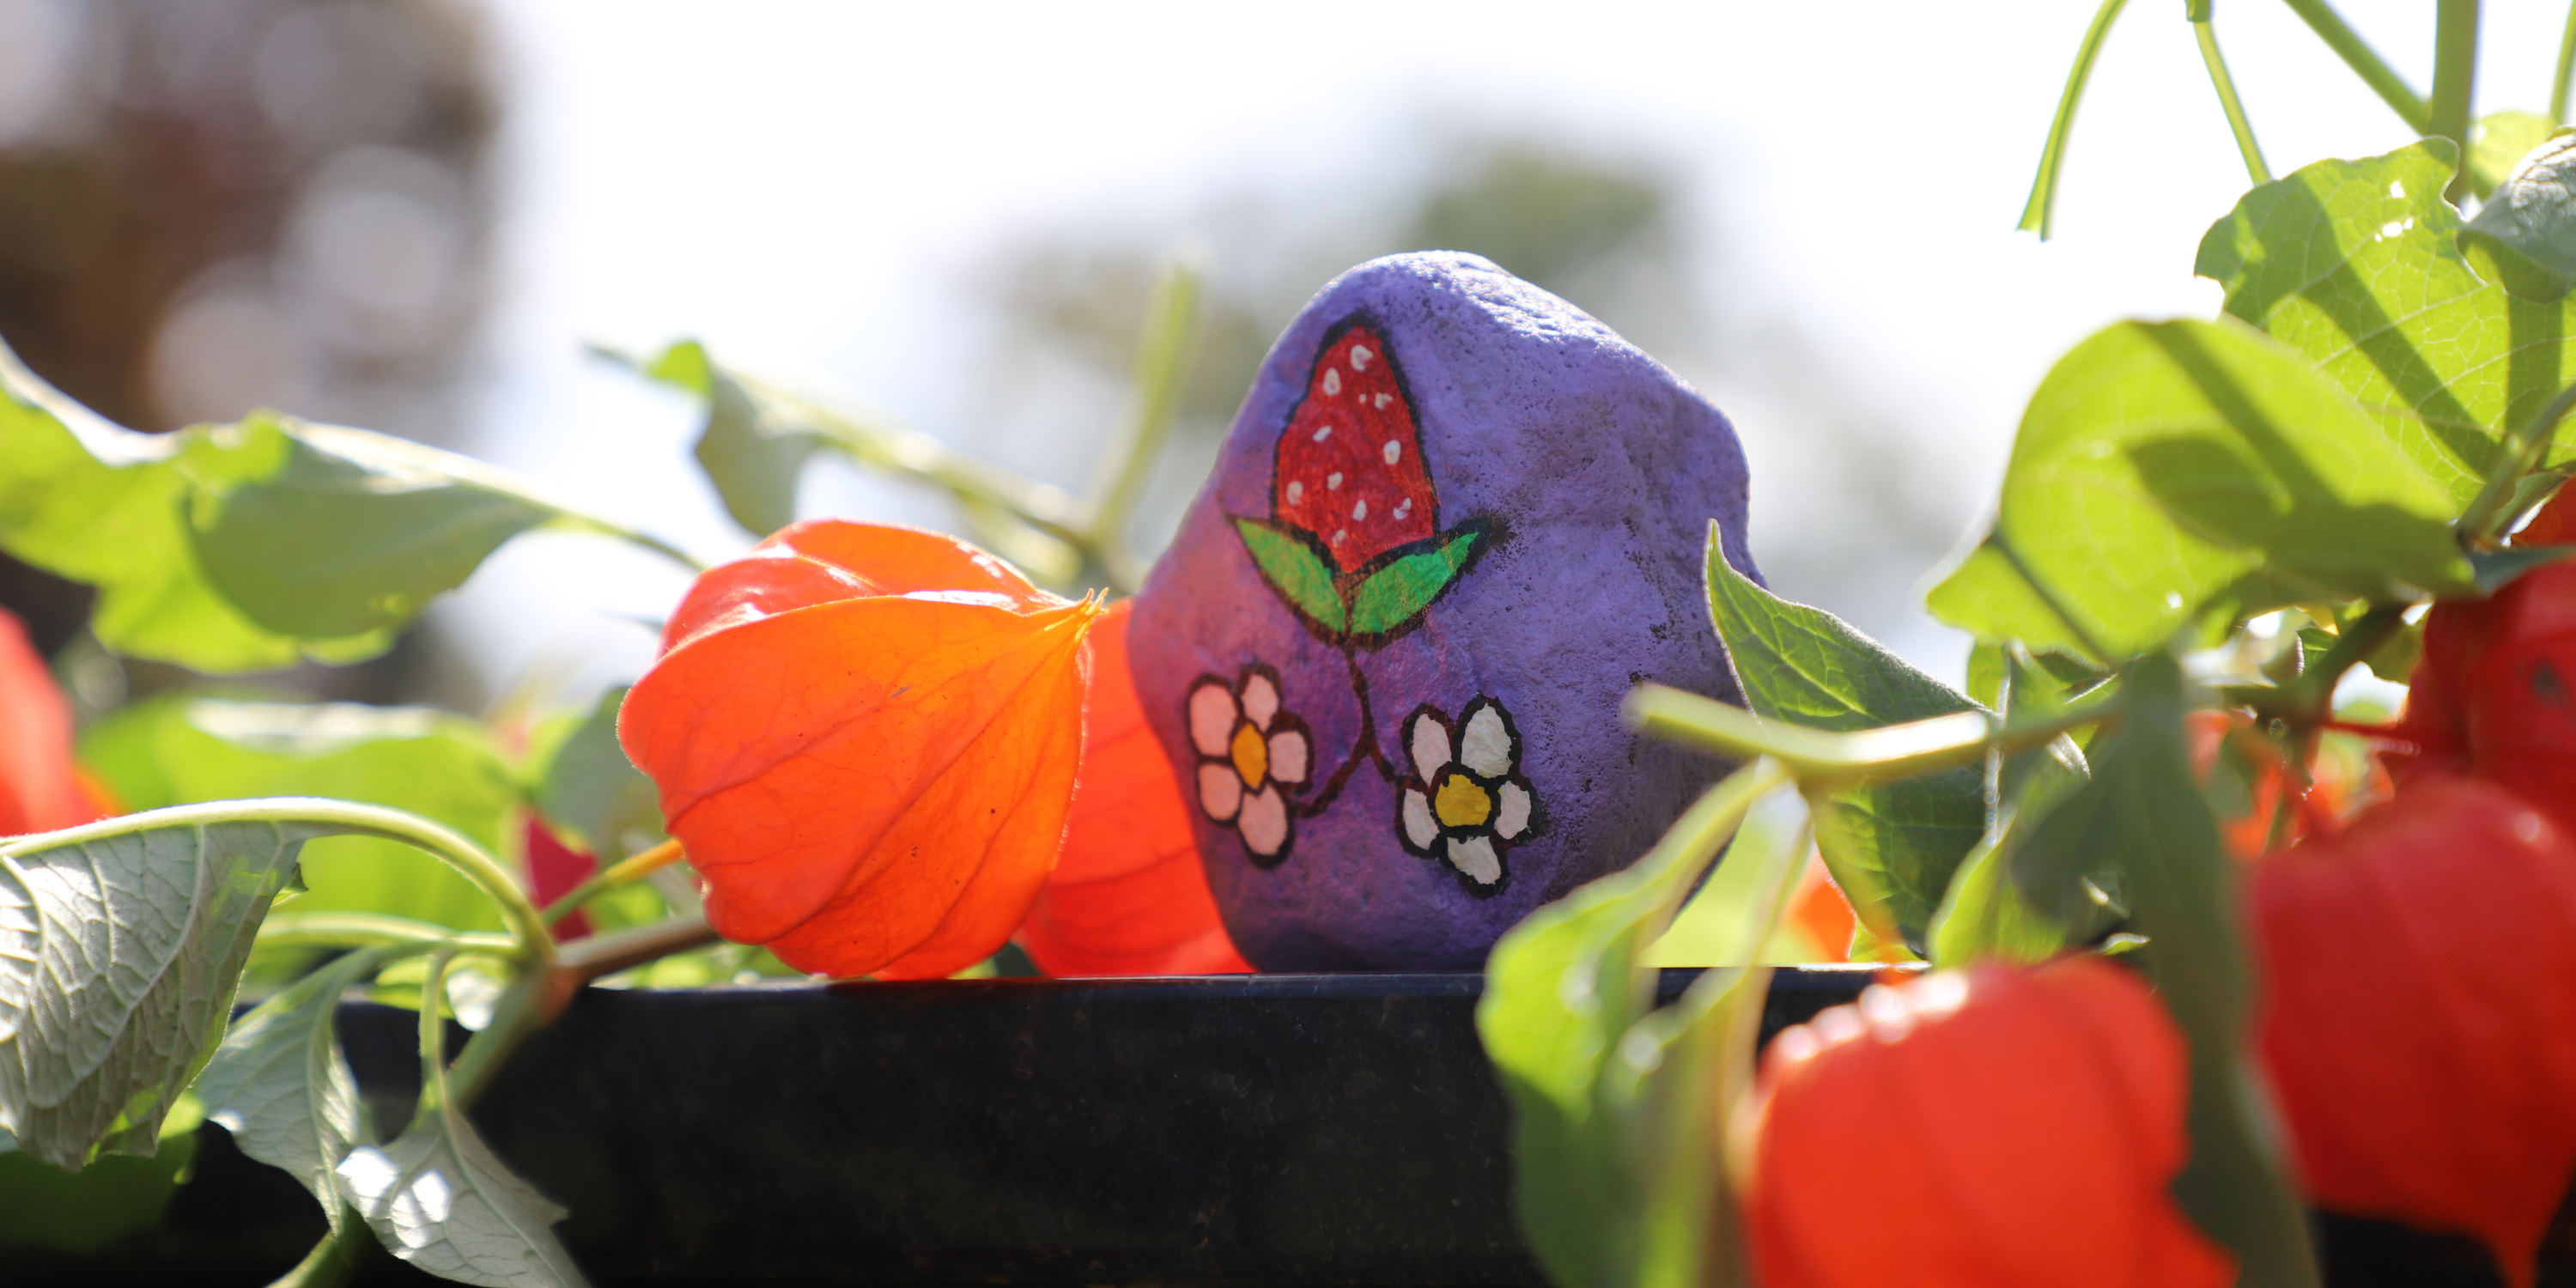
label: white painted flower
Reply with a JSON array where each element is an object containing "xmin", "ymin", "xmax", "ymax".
[
  {"xmin": 1396, "ymin": 696, "xmax": 1534, "ymax": 889},
  {"xmin": 1186, "ymin": 665, "xmax": 1312, "ymax": 865}
]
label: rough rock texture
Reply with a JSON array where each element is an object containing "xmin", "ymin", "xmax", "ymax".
[{"xmin": 1129, "ymin": 252, "xmax": 1759, "ymax": 970}]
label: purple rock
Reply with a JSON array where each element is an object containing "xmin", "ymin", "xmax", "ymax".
[{"xmin": 1128, "ymin": 252, "xmax": 1759, "ymax": 971}]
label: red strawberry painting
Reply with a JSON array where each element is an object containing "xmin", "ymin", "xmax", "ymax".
[
  {"xmin": 1273, "ymin": 324, "xmax": 1437, "ymax": 565},
  {"xmin": 1233, "ymin": 318, "xmax": 1492, "ymax": 647}
]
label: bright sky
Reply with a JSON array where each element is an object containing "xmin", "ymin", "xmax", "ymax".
[{"xmin": 444, "ymin": 1, "xmax": 2571, "ymax": 702}]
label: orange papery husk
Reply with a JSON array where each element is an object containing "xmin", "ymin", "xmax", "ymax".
[
  {"xmin": 1018, "ymin": 599, "xmax": 1251, "ymax": 976},
  {"xmin": 0, "ymin": 606, "xmax": 103, "ymax": 836},
  {"xmin": 2251, "ymin": 775, "xmax": 2576, "ymax": 1288},
  {"xmin": 619, "ymin": 520, "xmax": 1102, "ymax": 980},
  {"xmin": 1782, "ymin": 854, "xmax": 1854, "ymax": 963},
  {"xmin": 1747, "ymin": 957, "xmax": 2234, "ymax": 1288}
]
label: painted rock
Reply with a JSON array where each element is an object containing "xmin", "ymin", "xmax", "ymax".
[{"xmin": 1128, "ymin": 252, "xmax": 1760, "ymax": 971}]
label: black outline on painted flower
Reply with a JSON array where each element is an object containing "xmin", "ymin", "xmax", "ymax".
[
  {"xmin": 1186, "ymin": 665, "xmax": 1312, "ymax": 868},
  {"xmin": 1396, "ymin": 696, "xmax": 1536, "ymax": 893}
]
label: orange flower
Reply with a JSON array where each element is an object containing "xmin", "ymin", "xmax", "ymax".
[
  {"xmin": 0, "ymin": 606, "xmax": 106, "ymax": 835},
  {"xmin": 1019, "ymin": 599, "xmax": 1251, "ymax": 976},
  {"xmin": 2251, "ymin": 775, "xmax": 2576, "ymax": 1288},
  {"xmin": 618, "ymin": 520, "xmax": 1101, "ymax": 980},
  {"xmin": 1747, "ymin": 957, "xmax": 2233, "ymax": 1288}
]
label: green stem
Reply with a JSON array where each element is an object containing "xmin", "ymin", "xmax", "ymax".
[
  {"xmin": 1087, "ymin": 248, "xmax": 1205, "ymax": 592},
  {"xmin": 2556, "ymin": 0, "xmax": 2576, "ymax": 124},
  {"xmin": 255, "ymin": 911, "xmax": 517, "ymax": 957},
  {"xmin": 2019, "ymin": 0, "xmax": 2133, "ymax": 238},
  {"xmin": 2193, "ymin": 12, "xmax": 2272, "ymax": 185},
  {"xmin": 2430, "ymin": 0, "xmax": 2483, "ymax": 201},
  {"xmin": 1627, "ymin": 685, "xmax": 2117, "ymax": 787},
  {"xmin": 2278, "ymin": 0, "xmax": 2429, "ymax": 131},
  {"xmin": 555, "ymin": 914, "xmax": 721, "ymax": 983},
  {"xmin": 540, "ymin": 836, "xmax": 684, "ymax": 927},
  {"xmin": 2461, "ymin": 380, "xmax": 2576, "ymax": 544},
  {"xmin": 14, "ymin": 798, "xmax": 560, "ymax": 968}
]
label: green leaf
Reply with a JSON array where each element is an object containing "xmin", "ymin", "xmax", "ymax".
[
  {"xmin": 0, "ymin": 1092, "xmax": 200, "ymax": 1254},
  {"xmin": 1925, "ymin": 319, "xmax": 2471, "ymax": 662},
  {"xmin": 2468, "ymin": 112, "xmax": 2565, "ymax": 202},
  {"xmin": 197, "ymin": 948, "xmax": 389, "ymax": 1224},
  {"xmin": 188, "ymin": 419, "xmax": 559, "ymax": 639},
  {"xmin": 337, "ymin": 957, "xmax": 586, "ymax": 1288},
  {"xmin": 1704, "ymin": 533, "xmax": 1983, "ymax": 953},
  {"xmin": 1929, "ymin": 647, "xmax": 2097, "ymax": 967},
  {"xmin": 2470, "ymin": 543, "xmax": 2576, "ymax": 592},
  {"xmin": 645, "ymin": 339, "xmax": 821, "ymax": 538},
  {"xmin": 2008, "ymin": 653, "xmax": 2320, "ymax": 1286},
  {"xmin": 0, "ymin": 810, "xmax": 324, "ymax": 1169},
  {"xmin": 1347, "ymin": 525, "xmax": 1488, "ymax": 638},
  {"xmin": 2197, "ymin": 141, "xmax": 2576, "ymax": 504},
  {"xmin": 1233, "ymin": 518, "xmax": 1347, "ymax": 634},
  {"xmin": 0, "ymin": 338, "xmax": 621, "ymax": 672},
  {"xmin": 79, "ymin": 699, "xmax": 518, "ymax": 933},
  {"xmin": 530, "ymin": 687, "xmax": 664, "ymax": 866},
  {"xmin": 1478, "ymin": 759, "xmax": 1785, "ymax": 1288}
]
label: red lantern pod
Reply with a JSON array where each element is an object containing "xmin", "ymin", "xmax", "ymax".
[
  {"xmin": 2388, "ymin": 561, "xmax": 2576, "ymax": 813},
  {"xmin": 2252, "ymin": 775, "xmax": 2576, "ymax": 1288},
  {"xmin": 1746, "ymin": 957, "xmax": 2233, "ymax": 1288}
]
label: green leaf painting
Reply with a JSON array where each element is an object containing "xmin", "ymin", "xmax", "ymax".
[
  {"xmin": 1347, "ymin": 526, "xmax": 1488, "ymax": 637},
  {"xmin": 79, "ymin": 700, "xmax": 519, "ymax": 933},
  {"xmin": 0, "ymin": 810, "xmax": 323, "ymax": 1169},
  {"xmin": 1704, "ymin": 534, "xmax": 1982, "ymax": 953},
  {"xmin": 1926, "ymin": 319, "xmax": 2470, "ymax": 662},
  {"xmin": 2197, "ymin": 141, "xmax": 2576, "ymax": 501},
  {"xmin": 1234, "ymin": 518, "xmax": 1347, "ymax": 633}
]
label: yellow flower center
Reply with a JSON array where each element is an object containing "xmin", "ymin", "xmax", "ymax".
[
  {"xmin": 1434, "ymin": 772, "xmax": 1493, "ymax": 829},
  {"xmin": 1230, "ymin": 721, "xmax": 1269, "ymax": 787}
]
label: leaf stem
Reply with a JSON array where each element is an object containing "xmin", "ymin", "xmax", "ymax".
[
  {"xmin": 539, "ymin": 837, "xmax": 685, "ymax": 927},
  {"xmin": 255, "ymin": 911, "xmax": 518, "ymax": 957},
  {"xmin": 554, "ymin": 914, "xmax": 721, "ymax": 984},
  {"xmin": 6, "ymin": 798, "xmax": 561, "ymax": 969},
  {"xmin": 2557, "ymin": 0, "xmax": 2576, "ymax": 124},
  {"xmin": 1087, "ymin": 248, "xmax": 1205, "ymax": 592},
  {"xmin": 2279, "ymin": 0, "xmax": 2429, "ymax": 131},
  {"xmin": 1628, "ymin": 685, "xmax": 2117, "ymax": 788},
  {"xmin": 2430, "ymin": 0, "xmax": 2483, "ymax": 201},
  {"xmin": 2019, "ymin": 0, "xmax": 2133, "ymax": 238},
  {"xmin": 2191, "ymin": 9, "xmax": 2272, "ymax": 185},
  {"xmin": 2461, "ymin": 381, "xmax": 2576, "ymax": 544}
]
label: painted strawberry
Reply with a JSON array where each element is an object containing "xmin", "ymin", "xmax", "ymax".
[
  {"xmin": 1273, "ymin": 322, "xmax": 1437, "ymax": 569},
  {"xmin": 1236, "ymin": 319, "xmax": 1492, "ymax": 645}
]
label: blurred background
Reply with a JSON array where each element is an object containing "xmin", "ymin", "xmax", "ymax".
[{"xmin": 0, "ymin": 0, "xmax": 2561, "ymax": 715}]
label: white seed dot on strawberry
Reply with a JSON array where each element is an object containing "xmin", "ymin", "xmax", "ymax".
[
  {"xmin": 1375, "ymin": 393, "xmax": 1390, "ymax": 409},
  {"xmin": 1333, "ymin": 529, "xmax": 1347, "ymax": 544},
  {"xmin": 1353, "ymin": 499, "xmax": 1369, "ymax": 520},
  {"xmin": 1382, "ymin": 440, "xmax": 1401, "ymax": 465},
  {"xmin": 1327, "ymin": 472, "xmax": 1343, "ymax": 489},
  {"xmin": 1323, "ymin": 368, "xmax": 1342, "ymax": 395},
  {"xmin": 1313, "ymin": 424, "xmax": 1332, "ymax": 442},
  {"xmin": 1287, "ymin": 481, "xmax": 1303, "ymax": 503},
  {"xmin": 1351, "ymin": 344, "xmax": 1373, "ymax": 370}
]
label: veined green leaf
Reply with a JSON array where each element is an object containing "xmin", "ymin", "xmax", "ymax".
[
  {"xmin": 2197, "ymin": 141, "xmax": 2576, "ymax": 503},
  {"xmin": 1234, "ymin": 518, "xmax": 1347, "ymax": 634},
  {"xmin": 2467, "ymin": 112, "xmax": 2565, "ymax": 202},
  {"xmin": 337, "ymin": 956, "xmax": 586, "ymax": 1288},
  {"xmin": 1479, "ymin": 758, "xmax": 1785, "ymax": 1288},
  {"xmin": 0, "ymin": 337, "xmax": 636, "ymax": 673},
  {"xmin": 2008, "ymin": 653, "xmax": 2318, "ymax": 1285},
  {"xmin": 1929, "ymin": 647, "xmax": 2098, "ymax": 967},
  {"xmin": 197, "ymin": 948, "xmax": 390, "ymax": 1224},
  {"xmin": 189, "ymin": 419, "xmax": 558, "ymax": 638},
  {"xmin": 647, "ymin": 339, "xmax": 817, "ymax": 538},
  {"xmin": 1347, "ymin": 525, "xmax": 1487, "ymax": 638},
  {"xmin": 1925, "ymin": 319, "xmax": 2470, "ymax": 662},
  {"xmin": 1705, "ymin": 533, "xmax": 1982, "ymax": 954},
  {"xmin": 79, "ymin": 699, "xmax": 517, "ymax": 933},
  {"xmin": 0, "ymin": 810, "xmax": 325, "ymax": 1169}
]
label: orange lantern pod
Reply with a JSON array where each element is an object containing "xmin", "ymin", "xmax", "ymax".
[
  {"xmin": 619, "ymin": 520, "xmax": 1102, "ymax": 980},
  {"xmin": 2386, "ymin": 561, "xmax": 2576, "ymax": 834},
  {"xmin": 2251, "ymin": 775, "xmax": 2576, "ymax": 1288},
  {"xmin": 1747, "ymin": 957, "xmax": 2233, "ymax": 1288},
  {"xmin": 1018, "ymin": 599, "xmax": 1251, "ymax": 976},
  {"xmin": 0, "ymin": 606, "xmax": 106, "ymax": 836}
]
